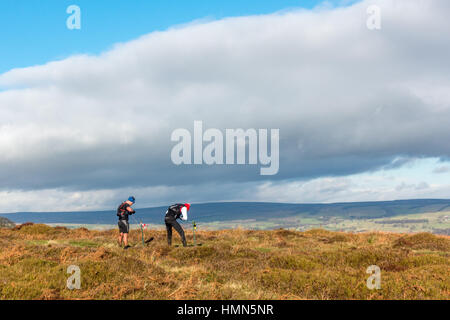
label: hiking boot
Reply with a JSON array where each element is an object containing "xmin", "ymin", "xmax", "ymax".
[{"xmin": 124, "ymin": 245, "xmax": 131, "ymax": 250}]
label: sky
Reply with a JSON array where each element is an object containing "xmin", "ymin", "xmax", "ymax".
[
  {"xmin": 1, "ymin": 0, "xmax": 450, "ymax": 212},
  {"xmin": 0, "ymin": 0, "xmax": 358, "ymax": 73}
]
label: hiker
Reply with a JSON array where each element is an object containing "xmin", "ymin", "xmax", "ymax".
[
  {"xmin": 165, "ymin": 203, "xmax": 190, "ymax": 247},
  {"xmin": 117, "ymin": 196, "xmax": 136, "ymax": 249}
]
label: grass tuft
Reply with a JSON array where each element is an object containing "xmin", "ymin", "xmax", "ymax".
[{"xmin": 394, "ymin": 233, "xmax": 450, "ymax": 251}]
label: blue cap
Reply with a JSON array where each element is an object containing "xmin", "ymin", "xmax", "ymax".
[{"xmin": 128, "ymin": 196, "xmax": 135, "ymax": 203}]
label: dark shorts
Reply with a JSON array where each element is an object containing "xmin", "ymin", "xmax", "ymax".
[{"xmin": 118, "ymin": 220, "xmax": 129, "ymax": 234}]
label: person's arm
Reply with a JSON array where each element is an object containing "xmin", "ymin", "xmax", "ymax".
[
  {"xmin": 175, "ymin": 205, "xmax": 183, "ymax": 220},
  {"xmin": 126, "ymin": 206, "xmax": 136, "ymax": 214}
]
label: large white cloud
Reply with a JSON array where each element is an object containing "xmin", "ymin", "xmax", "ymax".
[{"xmin": 0, "ymin": 0, "xmax": 450, "ymax": 211}]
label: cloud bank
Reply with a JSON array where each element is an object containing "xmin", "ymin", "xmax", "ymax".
[{"xmin": 1, "ymin": 0, "xmax": 450, "ymax": 211}]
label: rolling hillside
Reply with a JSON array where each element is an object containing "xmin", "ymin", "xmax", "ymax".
[{"xmin": 1, "ymin": 199, "xmax": 450, "ymax": 234}]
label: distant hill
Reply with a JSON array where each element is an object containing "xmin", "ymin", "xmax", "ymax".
[
  {"xmin": 1, "ymin": 199, "xmax": 450, "ymax": 227},
  {"xmin": 0, "ymin": 216, "xmax": 15, "ymax": 228}
]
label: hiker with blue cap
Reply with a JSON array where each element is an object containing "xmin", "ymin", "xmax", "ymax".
[{"xmin": 117, "ymin": 196, "xmax": 136, "ymax": 249}]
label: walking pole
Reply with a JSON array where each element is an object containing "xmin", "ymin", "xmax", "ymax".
[
  {"xmin": 140, "ymin": 223, "xmax": 145, "ymax": 246},
  {"xmin": 192, "ymin": 221, "xmax": 197, "ymax": 246},
  {"xmin": 131, "ymin": 215, "xmax": 145, "ymax": 246}
]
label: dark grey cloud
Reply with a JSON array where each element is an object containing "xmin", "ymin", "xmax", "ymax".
[{"xmin": 433, "ymin": 166, "xmax": 450, "ymax": 174}]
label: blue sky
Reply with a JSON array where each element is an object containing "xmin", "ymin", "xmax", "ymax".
[{"xmin": 0, "ymin": 0, "xmax": 359, "ymax": 74}]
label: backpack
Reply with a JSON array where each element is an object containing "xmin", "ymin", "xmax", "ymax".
[
  {"xmin": 166, "ymin": 204, "xmax": 183, "ymax": 219},
  {"xmin": 117, "ymin": 202, "xmax": 128, "ymax": 217}
]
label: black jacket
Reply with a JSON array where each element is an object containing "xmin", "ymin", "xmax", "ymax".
[{"xmin": 165, "ymin": 204, "xmax": 185, "ymax": 220}]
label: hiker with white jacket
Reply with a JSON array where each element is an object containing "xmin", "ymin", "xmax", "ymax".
[{"xmin": 164, "ymin": 203, "xmax": 190, "ymax": 247}]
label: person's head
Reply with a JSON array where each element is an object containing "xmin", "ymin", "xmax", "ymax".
[
  {"xmin": 126, "ymin": 196, "xmax": 135, "ymax": 205},
  {"xmin": 184, "ymin": 203, "xmax": 191, "ymax": 211}
]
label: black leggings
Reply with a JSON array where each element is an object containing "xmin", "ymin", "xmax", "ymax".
[{"xmin": 165, "ymin": 217, "xmax": 187, "ymax": 247}]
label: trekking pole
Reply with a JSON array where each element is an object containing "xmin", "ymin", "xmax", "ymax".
[
  {"xmin": 192, "ymin": 221, "xmax": 197, "ymax": 246},
  {"xmin": 140, "ymin": 224, "xmax": 145, "ymax": 246},
  {"xmin": 131, "ymin": 215, "xmax": 145, "ymax": 246}
]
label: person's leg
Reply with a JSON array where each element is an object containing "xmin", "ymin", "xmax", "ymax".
[
  {"xmin": 165, "ymin": 221, "xmax": 173, "ymax": 246},
  {"xmin": 118, "ymin": 221, "xmax": 124, "ymax": 246},
  {"xmin": 123, "ymin": 233, "xmax": 128, "ymax": 247},
  {"xmin": 172, "ymin": 220, "xmax": 187, "ymax": 247},
  {"xmin": 118, "ymin": 233, "xmax": 123, "ymax": 246},
  {"xmin": 123, "ymin": 221, "xmax": 130, "ymax": 247}
]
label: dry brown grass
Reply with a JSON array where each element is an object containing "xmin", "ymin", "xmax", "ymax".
[{"xmin": 0, "ymin": 224, "xmax": 448, "ymax": 300}]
